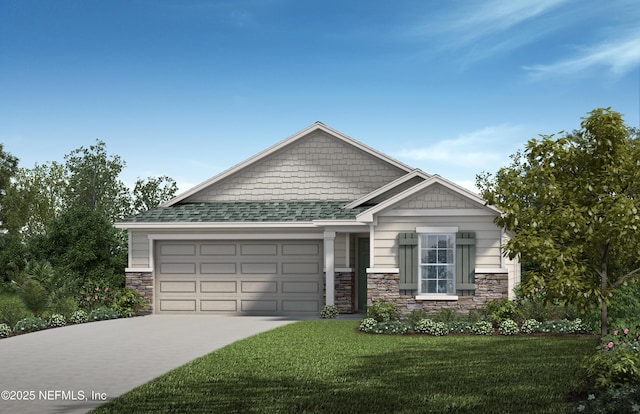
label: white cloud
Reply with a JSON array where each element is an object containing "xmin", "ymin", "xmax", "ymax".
[
  {"xmin": 525, "ymin": 31, "xmax": 640, "ymax": 78},
  {"xmin": 395, "ymin": 124, "xmax": 523, "ymax": 168}
]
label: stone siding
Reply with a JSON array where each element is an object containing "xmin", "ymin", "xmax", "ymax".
[
  {"xmin": 367, "ymin": 271, "xmax": 509, "ymax": 314},
  {"xmin": 126, "ymin": 271, "xmax": 153, "ymax": 313},
  {"xmin": 335, "ymin": 272, "xmax": 355, "ymax": 313}
]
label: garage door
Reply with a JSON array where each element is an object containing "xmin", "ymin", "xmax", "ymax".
[{"xmin": 155, "ymin": 240, "xmax": 324, "ymax": 314}]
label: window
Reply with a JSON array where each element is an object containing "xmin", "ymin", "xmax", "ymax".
[{"xmin": 419, "ymin": 233, "xmax": 455, "ymax": 295}]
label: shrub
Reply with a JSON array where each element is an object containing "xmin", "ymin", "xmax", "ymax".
[
  {"xmin": 448, "ymin": 321, "xmax": 474, "ymax": 334},
  {"xmin": 70, "ymin": 309, "xmax": 88, "ymax": 324},
  {"xmin": 521, "ymin": 319, "xmax": 542, "ymax": 334},
  {"xmin": 406, "ymin": 309, "xmax": 430, "ymax": 328},
  {"xmin": 583, "ymin": 347, "xmax": 640, "ymax": 390},
  {"xmin": 498, "ymin": 319, "xmax": 520, "ymax": 336},
  {"xmin": 88, "ymin": 307, "xmax": 119, "ymax": 321},
  {"xmin": 48, "ymin": 313, "xmax": 66, "ymax": 328},
  {"xmin": 539, "ymin": 319, "xmax": 575, "ymax": 334},
  {"xmin": 14, "ymin": 317, "xmax": 47, "ymax": 334},
  {"xmin": 0, "ymin": 323, "xmax": 11, "ymax": 338},
  {"xmin": 359, "ymin": 317, "xmax": 377, "ymax": 333},
  {"xmin": 433, "ymin": 308, "xmax": 460, "ymax": 323},
  {"xmin": 50, "ymin": 296, "xmax": 79, "ymax": 320},
  {"xmin": 112, "ymin": 288, "xmax": 147, "ymax": 318},
  {"xmin": 582, "ymin": 326, "xmax": 640, "ymax": 391},
  {"xmin": 358, "ymin": 318, "xmax": 410, "ymax": 335},
  {"xmin": 320, "ymin": 305, "xmax": 339, "ymax": 319},
  {"xmin": 366, "ymin": 299, "xmax": 400, "ymax": 322},
  {"xmin": 572, "ymin": 385, "xmax": 640, "ymax": 414},
  {"xmin": 0, "ymin": 295, "xmax": 32, "ymax": 327},
  {"xmin": 482, "ymin": 298, "xmax": 520, "ymax": 326},
  {"xmin": 78, "ymin": 284, "xmax": 113, "ymax": 311},
  {"xmin": 472, "ymin": 321, "xmax": 494, "ymax": 335},
  {"xmin": 568, "ymin": 318, "xmax": 591, "ymax": 334},
  {"xmin": 20, "ymin": 279, "xmax": 48, "ymax": 316},
  {"xmin": 415, "ymin": 319, "xmax": 449, "ymax": 336}
]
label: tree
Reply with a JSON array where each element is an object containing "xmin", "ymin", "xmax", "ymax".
[
  {"xmin": 0, "ymin": 143, "xmax": 19, "ymax": 232},
  {"xmin": 2, "ymin": 162, "xmax": 66, "ymax": 237},
  {"xmin": 64, "ymin": 140, "xmax": 132, "ymax": 222},
  {"xmin": 477, "ymin": 108, "xmax": 640, "ymax": 336},
  {"xmin": 132, "ymin": 175, "xmax": 178, "ymax": 214},
  {"xmin": 29, "ymin": 207, "xmax": 127, "ymax": 289}
]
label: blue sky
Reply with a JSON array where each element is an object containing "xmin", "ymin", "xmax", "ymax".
[{"xmin": 1, "ymin": 0, "xmax": 639, "ymax": 193}]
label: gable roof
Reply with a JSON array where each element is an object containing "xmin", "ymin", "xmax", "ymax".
[
  {"xmin": 344, "ymin": 169, "xmax": 431, "ymax": 209},
  {"xmin": 356, "ymin": 175, "xmax": 501, "ymax": 222},
  {"xmin": 163, "ymin": 122, "xmax": 414, "ymax": 206}
]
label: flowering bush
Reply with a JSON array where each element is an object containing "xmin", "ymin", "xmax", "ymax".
[
  {"xmin": 583, "ymin": 325, "xmax": 640, "ymax": 390},
  {"xmin": 472, "ymin": 321, "xmax": 494, "ymax": 335},
  {"xmin": 320, "ymin": 305, "xmax": 339, "ymax": 319},
  {"xmin": 572, "ymin": 385, "xmax": 640, "ymax": 413},
  {"xmin": 70, "ymin": 309, "xmax": 88, "ymax": 324},
  {"xmin": 78, "ymin": 285, "xmax": 113, "ymax": 311},
  {"xmin": 13, "ymin": 317, "xmax": 47, "ymax": 334},
  {"xmin": 539, "ymin": 319, "xmax": 573, "ymax": 334},
  {"xmin": 48, "ymin": 313, "xmax": 66, "ymax": 328},
  {"xmin": 414, "ymin": 319, "xmax": 448, "ymax": 336},
  {"xmin": 0, "ymin": 323, "xmax": 11, "ymax": 338},
  {"xmin": 568, "ymin": 318, "xmax": 591, "ymax": 334},
  {"xmin": 521, "ymin": 319, "xmax": 542, "ymax": 334},
  {"xmin": 498, "ymin": 319, "xmax": 520, "ymax": 336},
  {"xmin": 448, "ymin": 321, "xmax": 474, "ymax": 334},
  {"xmin": 88, "ymin": 307, "xmax": 119, "ymax": 321},
  {"xmin": 359, "ymin": 318, "xmax": 377, "ymax": 333},
  {"xmin": 359, "ymin": 318, "xmax": 409, "ymax": 334}
]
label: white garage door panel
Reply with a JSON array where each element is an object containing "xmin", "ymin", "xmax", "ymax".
[
  {"xmin": 160, "ymin": 281, "xmax": 196, "ymax": 293},
  {"xmin": 201, "ymin": 281, "xmax": 237, "ymax": 293},
  {"xmin": 161, "ymin": 300, "xmax": 196, "ymax": 311},
  {"xmin": 155, "ymin": 240, "xmax": 323, "ymax": 314}
]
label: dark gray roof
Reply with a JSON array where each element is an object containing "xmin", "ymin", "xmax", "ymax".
[{"xmin": 123, "ymin": 201, "xmax": 370, "ymax": 223}]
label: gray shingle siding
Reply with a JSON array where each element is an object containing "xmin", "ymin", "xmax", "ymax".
[{"xmin": 184, "ymin": 131, "xmax": 407, "ymax": 202}]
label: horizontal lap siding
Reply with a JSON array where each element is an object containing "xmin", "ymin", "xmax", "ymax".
[{"xmin": 374, "ymin": 216, "xmax": 502, "ymax": 268}]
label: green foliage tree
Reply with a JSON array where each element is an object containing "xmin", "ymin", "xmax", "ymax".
[
  {"xmin": 0, "ymin": 143, "xmax": 19, "ymax": 232},
  {"xmin": 477, "ymin": 108, "xmax": 640, "ymax": 336},
  {"xmin": 29, "ymin": 207, "xmax": 127, "ymax": 289},
  {"xmin": 64, "ymin": 140, "xmax": 132, "ymax": 222},
  {"xmin": 132, "ymin": 175, "xmax": 178, "ymax": 214},
  {"xmin": 2, "ymin": 161, "xmax": 66, "ymax": 237}
]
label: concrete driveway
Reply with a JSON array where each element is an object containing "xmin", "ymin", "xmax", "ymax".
[{"xmin": 0, "ymin": 315, "xmax": 297, "ymax": 414}]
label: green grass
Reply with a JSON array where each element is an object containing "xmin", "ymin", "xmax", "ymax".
[{"xmin": 92, "ymin": 321, "xmax": 597, "ymax": 414}]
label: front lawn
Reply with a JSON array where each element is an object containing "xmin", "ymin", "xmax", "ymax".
[{"xmin": 92, "ymin": 321, "xmax": 597, "ymax": 413}]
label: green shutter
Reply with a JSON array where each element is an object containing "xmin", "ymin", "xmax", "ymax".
[
  {"xmin": 456, "ymin": 232, "xmax": 476, "ymax": 296},
  {"xmin": 398, "ymin": 233, "xmax": 418, "ymax": 295}
]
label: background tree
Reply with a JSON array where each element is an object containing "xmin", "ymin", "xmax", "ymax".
[
  {"xmin": 2, "ymin": 162, "xmax": 66, "ymax": 237},
  {"xmin": 132, "ymin": 175, "xmax": 178, "ymax": 214},
  {"xmin": 0, "ymin": 143, "xmax": 19, "ymax": 232},
  {"xmin": 477, "ymin": 108, "xmax": 640, "ymax": 336},
  {"xmin": 64, "ymin": 140, "xmax": 132, "ymax": 222}
]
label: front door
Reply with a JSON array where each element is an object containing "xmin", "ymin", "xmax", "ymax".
[{"xmin": 357, "ymin": 238, "xmax": 370, "ymax": 311}]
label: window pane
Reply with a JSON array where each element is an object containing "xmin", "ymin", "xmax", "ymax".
[
  {"xmin": 437, "ymin": 280, "xmax": 447, "ymax": 293},
  {"xmin": 427, "ymin": 279, "xmax": 437, "ymax": 293},
  {"xmin": 428, "ymin": 235, "xmax": 438, "ymax": 248},
  {"xmin": 437, "ymin": 250, "xmax": 447, "ymax": 264},
  {"xmin": 427, "ymin": 266, "xmax": 438, "ymax": 278},
  {"xmin": 421, "ymin": 280, "xmax": 427, "ymax": 293}
]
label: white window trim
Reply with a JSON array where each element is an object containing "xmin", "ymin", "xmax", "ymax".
[
  {"xmin": 416, "ymin": 294, "xmax": 459, "ymax": 301},
  {"xmin": 417, "ymin": 230, "xmax": 458, "ymax": 297}
]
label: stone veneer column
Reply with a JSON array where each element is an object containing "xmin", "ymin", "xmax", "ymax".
[
  {"xmin": 125, "ymin": 271, "xmax": 153, "ymax": 313},
  {"xmin": 334, "ymin": 272, "xmax": 355, "ymax": 313}
]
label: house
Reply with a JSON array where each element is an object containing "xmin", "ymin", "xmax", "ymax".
[{"xmin": 116, "ymin": 123, "xmax": 520, "ymax": 315}]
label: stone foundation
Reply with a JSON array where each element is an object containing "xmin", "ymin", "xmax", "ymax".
[
  {"xmin": 125, "ymin": 271, "xmax": 153, "ymax": 313},
  {"xmin": 367, "ymin": 271, "xmax": 509, "ymax": 315}
]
